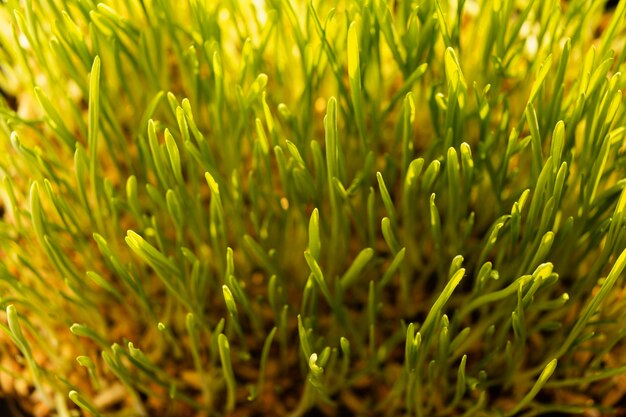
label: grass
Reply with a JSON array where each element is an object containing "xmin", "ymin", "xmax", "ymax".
[{"xmin": 0, "ymin": 0, "xmax": 625, "ymax": 416}]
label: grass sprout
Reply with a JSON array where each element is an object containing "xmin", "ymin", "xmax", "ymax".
[{"xmin": 0, "ymin": 0, "xmax": 626, "ymax": 416}]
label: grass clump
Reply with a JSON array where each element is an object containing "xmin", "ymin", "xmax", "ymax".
[{"xmin": 0, "ymin": 0, "xmax": 626, "ymax": 416}]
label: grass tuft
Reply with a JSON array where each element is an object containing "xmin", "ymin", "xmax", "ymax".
[{"xmin": 0, "ymin": 0, "xmax": 626, "ymax": 416}]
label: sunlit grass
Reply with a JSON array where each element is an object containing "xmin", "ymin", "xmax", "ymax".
[{"xmin": 0, "ymin": 0, "xmax": 625, "ymax": 416}]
